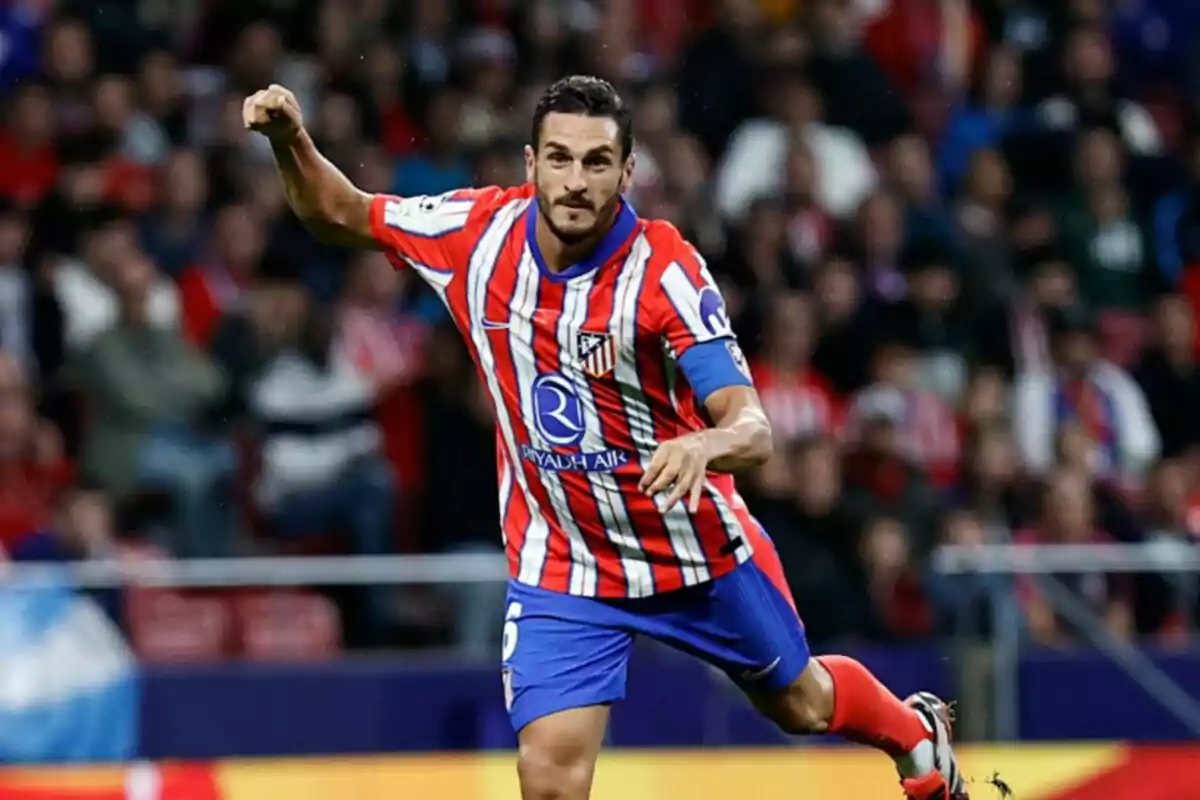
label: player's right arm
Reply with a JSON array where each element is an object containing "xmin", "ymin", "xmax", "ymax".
[
  {"xmin": 244, "ymin": 84, "xmax": 375, "ymax": 250},
  {"xmin": 245, "ymin": 84, "xmax": 484, "ymax": 281}
]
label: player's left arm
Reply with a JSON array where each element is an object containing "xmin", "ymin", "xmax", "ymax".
[
  {"xmin": 699, "ymin": 385, "xmax": 774, "ymax": 472},
  {"xmin": 639, "ymin": 240, "xmax": 773, "ymax": 510}
]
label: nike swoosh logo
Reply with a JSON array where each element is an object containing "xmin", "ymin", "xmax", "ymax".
[
  {"xmin": 740, "ymin": 656, "xmax": 782, "ymax": 682},
  {"xmin": 482, "ymin": 310, "xmax": 555, "ymax": 330}
]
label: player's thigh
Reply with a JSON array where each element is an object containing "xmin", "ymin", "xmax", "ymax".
[
  {"xmin": 502, "ymin": 581, "xmax": 634, "ymax": 735},
  {"xmin": 650, "ymin": 543, "xmax": 811, "ymax": 697}
]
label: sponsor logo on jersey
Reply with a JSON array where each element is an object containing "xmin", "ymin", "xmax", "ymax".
[
  {"xmin": 531, "ymin": 374, "xmax": 587, "ymax": 447},
  {"xmin": 525, "ymin": 372, "xmax": 630, "ymax": 472},
  {"xmin": 519, "ymin": 444, "xmax": 632, "ymax": 472},
  {"xmin": 698, "ymin": 285, "xmax": 733, "ymax": 338}
]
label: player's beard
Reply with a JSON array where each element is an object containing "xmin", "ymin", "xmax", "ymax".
[{"xmin": 535, "ymin": 182, "xmax": 622, "ymax": 247}]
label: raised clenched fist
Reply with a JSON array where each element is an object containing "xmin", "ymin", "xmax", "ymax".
[{"xmin": 242, "ymin": 84, "xmax": 303, "ymax": 141}]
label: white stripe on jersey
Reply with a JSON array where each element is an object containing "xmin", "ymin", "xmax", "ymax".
[
  {"xmin": 507, "ymin": 248, "xmax": 598, "ymax": 596},
  {"xmin": 498, "ymin": 454, "xmax": 513, "ymax": 548},
  {"xmin": 653, "ymin": 305, "xmax": 752, "ymax": 565},
  {"xmin": 558, "ymin": 271, "xmax": 655, "ymax": 599},
  {"xmin": 612, "ymin": 235, "xmax": 710, "ymax": 585},
  {"xmin": 383, "ymin": 194, "xmax": 473, "ymax": 238},
  {"xmin": 660, "ymin": 259, "xmax": 731, "ymax": 344},
  {"xmin": 464, "ymin": 199, "xmax": 553, "ymax": 582},
  {"xmin": 402, "ymin": 258, "xmax": 453, "ymax": 295},
  {"xmin": 658, "ymin": 256, "xmax": 751, "ymax": 564}
]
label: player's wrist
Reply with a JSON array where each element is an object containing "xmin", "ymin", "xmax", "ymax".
[
  {"xmin": 694, "ymin": 429, "xmax": 725, "ymax": 466},
  {"xmin": 268, "ymin": 124, "xmax": 306, "ymax": 150}
]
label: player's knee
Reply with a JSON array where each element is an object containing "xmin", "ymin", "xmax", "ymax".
[
  {"xmin": 762, "ymin": 660, "xmax": 835, "ymax": 735},
  {"xmin": 779, "ymin": 693, "xmax": 831, "ymax": 735},
  {"xmin": 517, "ymin": 739, "xmax": 596, "ymax": 800}
]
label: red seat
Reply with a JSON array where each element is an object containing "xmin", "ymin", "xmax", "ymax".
[
  {"xmin": 126, "ymin": 589, "xmax": 231, "ymax": 663},
  {"xmin": 232, "ymin": 590, "xmax": 342, "ymax": 661}
]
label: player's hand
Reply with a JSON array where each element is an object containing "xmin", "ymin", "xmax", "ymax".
[
  {"xmin": 243, "ymin": 84, "xmax": 304, "ymax": 142},
  {"xmin": 639, "ymin": 432, "xmax": 711, "ymax": 512}
]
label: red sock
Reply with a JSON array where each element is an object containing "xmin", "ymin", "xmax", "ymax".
[{"xmin": 816, "ymin": 655, "xmax": 930, "ymax": 757}]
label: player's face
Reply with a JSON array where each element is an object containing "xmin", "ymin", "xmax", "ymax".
[{"xmin": 527, "ymin": 112, "xmax": 634, "ymax": 245}]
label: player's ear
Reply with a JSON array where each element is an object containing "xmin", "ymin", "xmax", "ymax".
[
  {"xmin": 524, "ymin": 144, "xmax": 537, "ymax": 184},
  {"xmin": 620, "ymin": 151, "xmax": 636, "ymax": 193}
]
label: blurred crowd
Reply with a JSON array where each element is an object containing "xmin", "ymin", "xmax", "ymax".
[{"xmin": 3, "ymin": 0, "xmax": 1200, "ymax": 656}]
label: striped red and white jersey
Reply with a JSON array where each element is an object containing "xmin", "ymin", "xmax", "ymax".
[{"xmin": 367, "ymin": 183, "xmax": 767, "ymax": 598}]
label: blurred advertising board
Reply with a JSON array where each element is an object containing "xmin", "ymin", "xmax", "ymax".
[
  {"xmin": 135, "ymin": 644, "xmax": 1200, "ymax": 758},
  {"xmin": 0, "ymin": 584, "xmax": 137, "ymax": 764},
  {"xmin": 1, "ymin": 746, "xmax": 1198, "ymax": 800}
]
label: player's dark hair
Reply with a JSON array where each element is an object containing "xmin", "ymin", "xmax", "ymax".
[{"xmin": 531, "ymin": 75, "xmax": 633, "ymax": 160}]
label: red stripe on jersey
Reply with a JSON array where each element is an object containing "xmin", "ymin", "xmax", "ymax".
[
  {"xmin": 504, "ymin": 464, "xmax": 555, "ymax": 584},
  {"xmin": 580, "ymin": 242, "xmax": 682, "ymax": 595},
  {"xmin": 612, "ymin": 233, "xmax": 695, "ymax": 592},
  {"xmin": 478, "ymin": 225, "xmax": 574, "ymax": 593},
  {"xmin": 639, "ymin": 228, "xmax": 744, "ymax": 575},
  {"xmin": 376, "ymin": 185, "xmax": 769, "ymax": 598},
  {"xmin": 624, "ymin": 326, "xmax": 692, "ymax": 591},
  {"xmin": 530, "ymin": 276, "xmax": 629, "ymax": 596}
]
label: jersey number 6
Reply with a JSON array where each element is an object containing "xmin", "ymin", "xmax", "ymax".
[{"xmin": 502, "ymin": 601, "xmax": 523, "ymax": 662}]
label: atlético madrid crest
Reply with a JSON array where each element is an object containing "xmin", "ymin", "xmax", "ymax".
[{"xmin": 577, "ymin": 331, "xmax": 616, "ymax": 378}]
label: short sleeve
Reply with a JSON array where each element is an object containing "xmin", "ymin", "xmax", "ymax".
[
  {"xmin": 653, "ymin": 243, "xmax": 752, "ymax": 403},
  {"xmin": 656, "ymin": 247, "xmax": 736, "ymax": 356},
  {"xmin": 367, "ymin": 189, "xmax": 483, "ymax": 283}
]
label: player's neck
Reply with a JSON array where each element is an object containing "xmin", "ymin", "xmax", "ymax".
[{"xmin": 534, "ymin": 211, "xmax": 617, "ymax": 274}]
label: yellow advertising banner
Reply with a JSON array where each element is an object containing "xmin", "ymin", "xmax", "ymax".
[{"xmin": 0, "ymin": 745, "xmax": 1195, "ymax": 799}]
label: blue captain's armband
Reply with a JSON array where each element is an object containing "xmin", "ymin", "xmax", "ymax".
[{"xmin": 676, "ymin": 339, "xmax": 753, "ymax": 404}]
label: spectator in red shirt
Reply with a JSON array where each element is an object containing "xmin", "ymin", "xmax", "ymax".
[
  {"xmin": 0, "ymin": 82, "xmax": 60, "ymax": 205},
  {"xmin": 91, "ymin": 75, "xmax": 157, "ymax": 211},
  {"xmin": 863, "ymin": 0, "xmax": 982, "ymax": 100},
  {"xmin": 752, "ymin": 291, "xmax": 843, "ymax": 443},
  {"xmin": 0, "ymin": 352, "xmax": 73, "ymax": 554},
  {"xmin": 841, "ymin": 385, "xmax": 941, "ymax": 555},
  {"xmin": 858, "ymin": 516, "xmax": 934, "ymax": 639},
  {"xmin": 845, "ymin": 338, "xmax": 961, "ymax": 488},
  {"xmin": 178, "ymin": 204, "xmax": 265, "ymax": 347}
]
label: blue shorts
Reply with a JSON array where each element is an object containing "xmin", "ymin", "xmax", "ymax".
[{"xmin": 501, "ymin": 547, "xmax": 811, "ymax": 732}]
